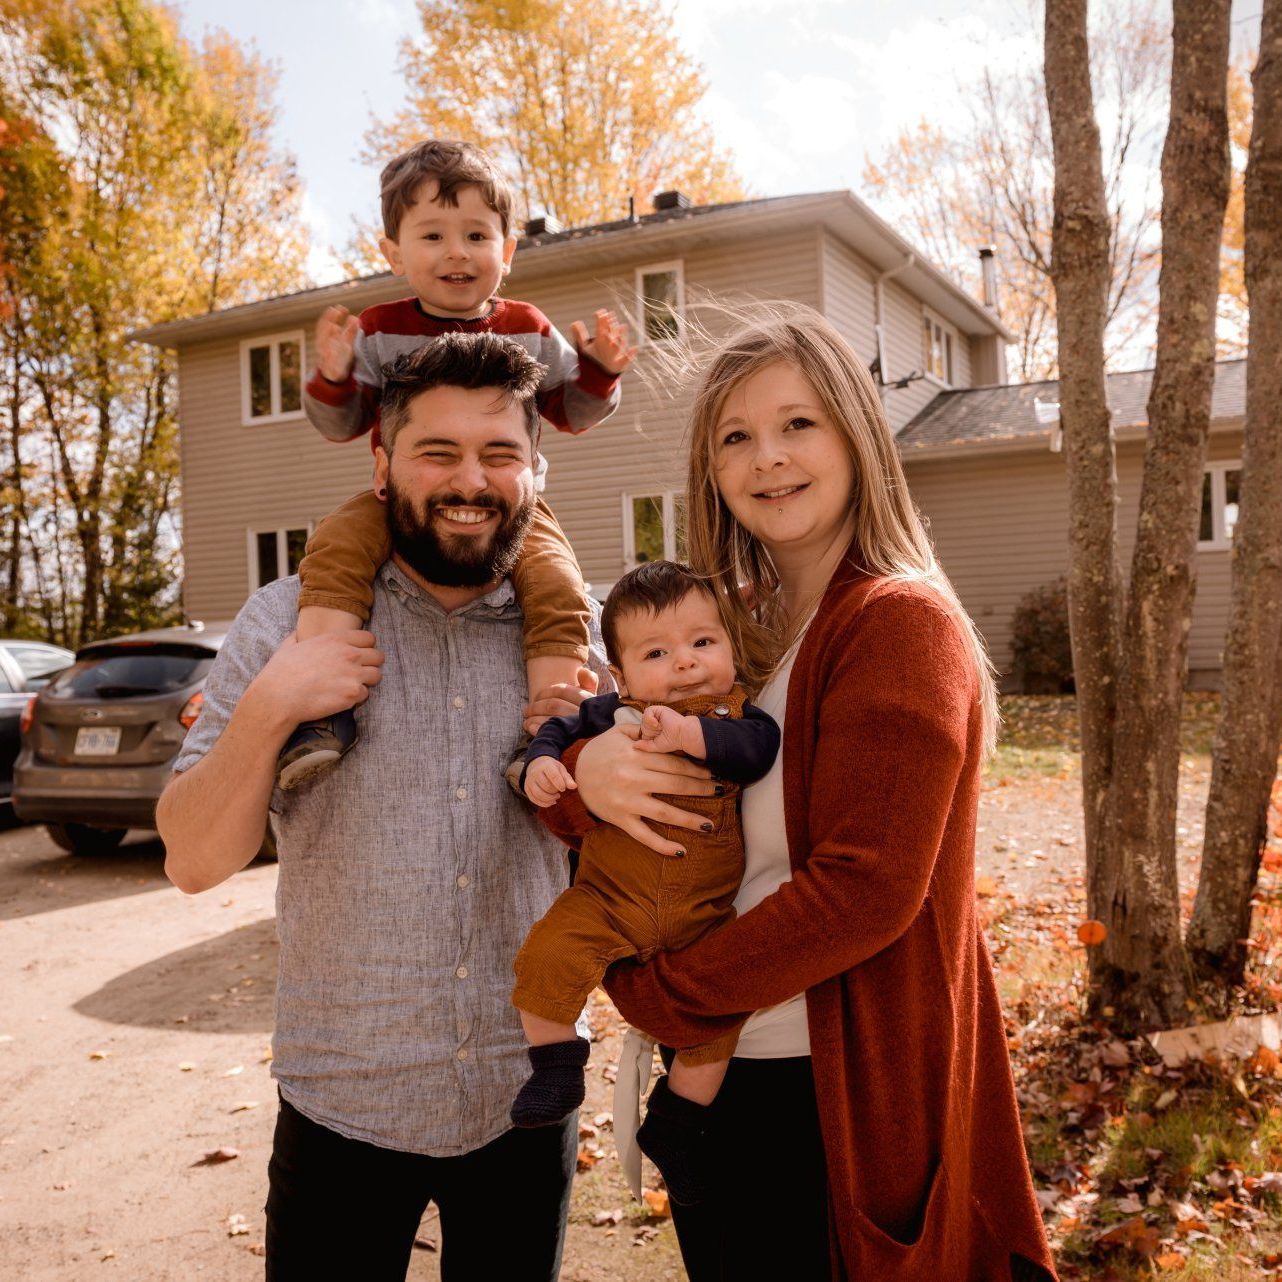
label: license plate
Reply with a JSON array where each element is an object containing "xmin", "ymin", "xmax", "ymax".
[{"xmin": 75, "ymin": 726, "xmax": 121, "ymax": 756}]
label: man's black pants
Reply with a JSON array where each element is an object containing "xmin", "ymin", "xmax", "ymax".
[{"xmin": 265, "ymin": 1096, "xmax": 577, "ymax": 1281}]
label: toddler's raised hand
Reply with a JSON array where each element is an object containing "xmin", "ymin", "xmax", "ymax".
[
  {"xmin": 570, "ymin": 309, "xmax": 637, "ymax": 375},
  {"xmin": 316, "ymin": 305, "xmax": 360, "ymax": 382},
  {"xmin": 524, "ymin": 756, "xmax": 578, "ymax": 809}
]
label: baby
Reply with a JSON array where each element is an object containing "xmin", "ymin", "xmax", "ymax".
[{"xmin": 511, "ymin": 560, "xmax": 779, "ymax": 1204}]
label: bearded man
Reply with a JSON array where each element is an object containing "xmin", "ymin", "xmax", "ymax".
[{"xmin": 158, "ymin": 333, "xmax": 610, "ymax": 1281}]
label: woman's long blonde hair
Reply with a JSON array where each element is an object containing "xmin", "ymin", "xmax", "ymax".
[{"xmin": 683, "ymin": 304, "xmax": 1000, "ymax": 755}]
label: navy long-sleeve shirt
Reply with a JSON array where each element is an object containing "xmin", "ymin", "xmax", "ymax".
[{"xmin": 525, "ymin": 689, "xmax": 780, "ymax": 786}]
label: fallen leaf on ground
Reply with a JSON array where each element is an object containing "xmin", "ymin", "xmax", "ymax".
[
  {"xmin": 225, "ymin": 1213, "xmax": 249, "ymax": 1237},
  {"xmin": 222, "ymin": 1065, "xmax": 244, "ymax": 1077},
  {"xmin": 1076, "ymin": 920, "xmax": 1107, "ymax": 946},
  {"xmin": 1155, "ymin": 1251, "xmax": 1186, "ymax": 1270},
  {"xmin": 89, "ymin": 1050, "xmax": 108, "ymax": 1060},
  {"xmin": 592, "ymin": 1208, "xmax": 625, "ymax": 1227},
  {"xmin": 178, "ymin": 1061, "xmax": 196, "ymax": 1072},
  {"xmin": 642, "ymin": 1189, "xmax": 670, "ymax": 1219},
  {"xmin": 197, "ymin": 1147, "xmax": 240, "ymax": 1165},
  {"xmin": 976, "ymin": 876, "xmax": 1000, "ymax": 897},
  {"xmin": 229, "ymin": 1101, "xmax": 259, "ymax": 1114}
]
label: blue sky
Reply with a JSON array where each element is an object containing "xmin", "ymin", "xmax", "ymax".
[{"xmin": 172, "ymin": 0, "xmax": 1264, "ymax": 285}]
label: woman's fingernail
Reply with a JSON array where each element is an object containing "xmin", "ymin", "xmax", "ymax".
[
  {"xmin": 701, "ymin": 822, "xmax": 713, "ymax": 832},
  {"xmin": 713, "ymin": 785, "xmax": 725, "ymax": 797},
  {"xmin": 674, "ymin": 849, "xmax": 686, "ymax": 858}
]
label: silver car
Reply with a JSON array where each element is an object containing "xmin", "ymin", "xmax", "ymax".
[{"xmin": 13, "ymin": 622, "xmax": 229, "ymax": 855}]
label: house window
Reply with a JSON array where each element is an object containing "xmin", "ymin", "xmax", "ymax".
[
  {"xmin": 635, "ymin": 262, "xmax": 685, "ymax": 344},
  {"xmin": 240, "ymin": 332, "xmax": 304, "ymax": 425},
  {"xmin": 1198, "ymin": 461, "xmax": 1242, "ymax": 550},
  {"xmin": 623, "ymin": 492, "xmax": 686, "ymax": 567},
  {"xmin": 921, "ymin": 311, "xmax": 956, "ymax": 385},
  {"xmin": 248, "ymin": 525, "xmax": 311, "ymax": 590}
]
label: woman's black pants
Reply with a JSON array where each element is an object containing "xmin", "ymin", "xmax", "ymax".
[{"xmin": 659, "ymin": 1051, "xmax": 832, "ymax": 1281}]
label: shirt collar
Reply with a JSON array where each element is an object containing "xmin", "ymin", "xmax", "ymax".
[{"xmin": 380, "ymin": 560, "xmax": 518, "ymax": 619}]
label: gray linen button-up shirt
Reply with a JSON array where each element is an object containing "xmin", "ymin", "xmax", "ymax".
[{"xmin": 173, "ymin": 561, "xmax": 607, "ymax": 1156}]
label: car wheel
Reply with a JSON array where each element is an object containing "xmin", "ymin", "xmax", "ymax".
[{"xmin": 46, "ymin": 823, "xmax": 127, "ymax": 856}]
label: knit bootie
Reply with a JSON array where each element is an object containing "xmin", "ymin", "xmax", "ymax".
[
  {"xmin": 636, "ymin": 1074, "xmax": 714, "ymax": 1206},
  {"xmin": 510, "ymin": 1037, "xmax": 591, "ymax": 1128}
]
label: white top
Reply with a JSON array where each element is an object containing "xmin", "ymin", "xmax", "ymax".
[{"xmin": 733, "ymin": 632, "xmax": 812, "ymax": 1058}]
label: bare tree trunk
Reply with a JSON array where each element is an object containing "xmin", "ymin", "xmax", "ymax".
[
  {"xmin": 1187, "ymin": 0, "xmax": 1282, "ymax": 986},
  {"xmin": 1096, "ymin": 0, "xmax": 1231, "ymax": 1029},
  {"xmin": 1044, "ymin": 0, "xmax": 1123, "ymax": 960}
]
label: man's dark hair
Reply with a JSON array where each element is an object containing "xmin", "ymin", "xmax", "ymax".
[
  {"xmin": 379, "ymin": 332, "xmax": 543, "ymax": 452},
  {"xmin": 601, "ymin": 561, "xmax": 718, "ymax": 667},
  {"xmin": 380, "ymin": 139, "xmax": 515, "ymax": 239}
]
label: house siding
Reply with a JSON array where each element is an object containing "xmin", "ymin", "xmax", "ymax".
[{"xmin": 902, "ymin": 431, "xmax": 1244, "ymax": 686}]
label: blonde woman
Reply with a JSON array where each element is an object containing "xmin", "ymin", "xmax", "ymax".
[{"xmin": 541, "ymin": 309, "xmax": 1056, "ymax": 1281}]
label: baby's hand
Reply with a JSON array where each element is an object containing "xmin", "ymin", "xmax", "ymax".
[
  {"xmin": 638, "ymin": 705, "xmax": 697, "ymax": 756},
  {"xmin": 524, "ymin": 756, "xmax": 578, "ymax": 809},
  {"xmin": 570, "ymin": 309, "xmax": 637, "ymax": 375}
]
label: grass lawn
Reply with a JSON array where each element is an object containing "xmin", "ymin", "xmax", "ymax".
[{"xmin": 988, "ymin": 696, "xmax": 1282, "ymax": 1279}]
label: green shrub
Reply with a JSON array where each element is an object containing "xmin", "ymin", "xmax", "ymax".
[{"xmin": 1011, "ymin": 577, "xmax": 1074, "ymax": 694}]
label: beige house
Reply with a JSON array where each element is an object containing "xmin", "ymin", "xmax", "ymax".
[{"xmin": 135, "ymin": 191, "xmax": 1245, "ymax": 687}]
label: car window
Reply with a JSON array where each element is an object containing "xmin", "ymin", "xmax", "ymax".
[
  {"xmin": 6, "ymin": 644, "xmax": 73, "ymax": 681},
  {"xmin": 0, "ymin": 662, "xmax": 14, "ymax": 694},
  {"xmin": 44, "ymin": 647, "xmax": 214, "ymax": 699}
]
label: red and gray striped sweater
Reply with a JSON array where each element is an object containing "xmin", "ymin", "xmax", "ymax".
[{"xmin": 303, "ymin": 296, "xmax": 621, "ymax": 452}]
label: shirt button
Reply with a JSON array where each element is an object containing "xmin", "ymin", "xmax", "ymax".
[
  {"xmin": 457, "ymin": 874, "xmax": 470, "ymax": 888},
  {"xmin": 456, "ymin": 1047, "xmax": 469, "ymax": 1061},
  {"xmin": 455, "ymin": 786, "xmax": 468, "ymax": 800},
  {"xmin": 452, "ymin": 696, "xmax": 465, "ymax": 709},
  {"xmin": 456, "ymin": 965, "xmax": 468, "ymax": 979}
]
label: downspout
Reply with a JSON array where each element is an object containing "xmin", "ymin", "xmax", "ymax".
[{"xmin": 873, "ymin": 253, "xmax": 915, "ymax": 400}]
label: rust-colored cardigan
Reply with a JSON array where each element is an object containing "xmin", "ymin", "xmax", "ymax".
[{"xmin": 545, "ymin": 559, "xmax": 1057, "ymax": 1281}]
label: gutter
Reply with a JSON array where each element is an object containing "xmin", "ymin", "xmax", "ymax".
[{"xmin": 873, "ymin": 254, "xmax": 915, "ymax": 394}]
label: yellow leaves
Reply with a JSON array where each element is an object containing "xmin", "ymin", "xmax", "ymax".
[{"xmin": 975, "ymin": 876, "xmax": 1000, "ymax": 898}]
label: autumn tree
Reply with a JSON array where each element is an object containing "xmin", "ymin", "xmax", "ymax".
[
  {"xmin": 1216, "ymin": 52, "xmax": 1254, "ymax": 353},
  {"xmin": 1186, "ymin": 0, "xmax": 1282, "ymax": 987},
  {"xmin": 1046, "ymin": 0, "xmax": 1233, "ymax": 1029},
  {"xmin": 369, "ymin": 0, "xmax": 743, "ymax": 235},
  {"xmin": 866, "ymin": 1, "xmax": 1167, "ymax": 381},
  {"xmin": 0, "ymin": 0, "xmax": 308, "ymax": 645}
]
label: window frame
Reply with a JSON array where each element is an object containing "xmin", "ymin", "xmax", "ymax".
[
  {"xmin": 920, "ymin": 307, "xmax": 957, "ymax": 388},
  {"xmin": 634, "ymin": 260, "xmax": 686, "ymax": 347},
  {"xmin": 246, "ymin": 522, "xmax": 314, "ymax": 592},
  {"xmin": 1197, "ymin": 459, "xmax": 1243, "ymax": 551},
  {"xmin": 239, "ymin": 330, "xmax": 307, "ymax": 426},
  {"xmin": 621, "ymin": 491, "xmax": 685, "ymax": 568}
]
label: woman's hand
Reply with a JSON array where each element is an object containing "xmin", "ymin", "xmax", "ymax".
[{"xmin": 574, "ymin": 725, "xmax": 716, "ymax": 858}]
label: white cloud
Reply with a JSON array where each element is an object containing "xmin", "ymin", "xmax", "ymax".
[
  {"xmin": 761, "ymin": 72, "xmax": 861, "ymax": 158},
  {"xmin": 344, "ymin": 0, "xmax": 417, "ymax": 31},
  {"xmin": 299, "ymin": 190, "xmax": 346, "ymax": 286}
]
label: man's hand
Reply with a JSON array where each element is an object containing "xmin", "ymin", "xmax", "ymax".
[
  {"xmin": 570, "ymin": 309, "xmax": 637, "ymax": 375},
  {"xmin": 244, "ymin": 631, "xmax": 384, "ymax": 734},
  {"xmin": 637, "ymin": 705, "xmax": 704, "ymax": 758},
  {"xmin": 315, "ymin": 305, "xmax": 360, "ymax": 383},
  {"xmin": 523, "ymin": 665, "xmax": 598, "ymax": 736},
  {"xmin": 524, "ymin": 756, "xmax": 577, "ymax": 808}
]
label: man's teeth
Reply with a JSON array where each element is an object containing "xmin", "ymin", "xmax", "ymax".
[
  {"xmin": 761, "ymin": 485, "xmax": 802, "ymax": 498},
  {"xmin": 439, "ymin": 509, "xmax": 492, "ymax": 524}
]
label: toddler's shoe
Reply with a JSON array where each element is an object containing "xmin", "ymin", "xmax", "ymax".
[
  {"xmin": 510, "ymin": 1037, "xmax": 591, "ymax": 1127},
  {"xmin": 636, "ymin": 1074, "xmax": 714, "ymax": 1206},
  {"xmin": 276, "ymin": 708, "xmax": 358, "ymax": 791}
]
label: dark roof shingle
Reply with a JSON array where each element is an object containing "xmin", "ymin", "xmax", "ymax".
[{"xmin": 897, "ymin": 359, "xmax": 1246, "ymax": 451}]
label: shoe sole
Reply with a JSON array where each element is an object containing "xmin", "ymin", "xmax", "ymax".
[{"xmin": 277, "ymin": 749, "xmax": 341, "ymax": 792}]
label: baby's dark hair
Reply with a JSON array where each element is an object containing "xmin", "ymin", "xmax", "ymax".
[
  {"xmin": 601, "ymin": 561, "xmax": 717, "ymax": 667},
  {"xmin": 380, "ymin": 139, "xmax": 514, "ymax": 239}
]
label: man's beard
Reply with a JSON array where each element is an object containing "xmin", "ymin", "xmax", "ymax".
[{"xmin": 385, "ymin": 477, "xmax": 535, "ymax": 588}]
